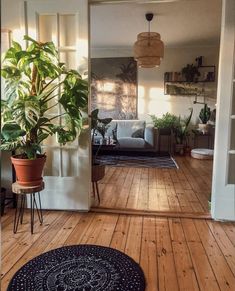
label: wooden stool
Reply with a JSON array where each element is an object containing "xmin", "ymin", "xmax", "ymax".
[{"xmin": 12, "ymin": 182, "xmax": 44, "ymax": 234}]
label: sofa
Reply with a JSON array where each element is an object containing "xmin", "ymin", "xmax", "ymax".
[{"xmin": 94, "ymin": 120, "xmax": 157, "ymax": 152}]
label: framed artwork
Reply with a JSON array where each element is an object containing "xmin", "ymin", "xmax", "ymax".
[{"xmin": 91, "ymin": 57, "xmax": 137, "ymax": 119}]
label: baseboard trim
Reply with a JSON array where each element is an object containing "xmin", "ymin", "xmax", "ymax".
[{"xmin": 90, "ymin": 206, "xmax": 212, "ymax": 219}]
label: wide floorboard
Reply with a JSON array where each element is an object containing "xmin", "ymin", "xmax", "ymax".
[
  {"xmin": 1, "ymin": 210, "xmax": 235, "ymax": 291},
  {"xmin": 92, "ymin": 156, "xmax": 212, "ymax": 214}
]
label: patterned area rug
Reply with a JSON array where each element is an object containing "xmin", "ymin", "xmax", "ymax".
[
  {"xmin": 7, "ymin": 245, "xmax": 146, "ymax": 291},
  {"xmin": 97, "ymin": 154, "xmax": 178, "ymax": 168}
]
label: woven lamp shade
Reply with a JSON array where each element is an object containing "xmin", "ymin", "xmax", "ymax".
[{"xmin": 134, "ymin": 32, "xmax": 164, "ymax": 68}]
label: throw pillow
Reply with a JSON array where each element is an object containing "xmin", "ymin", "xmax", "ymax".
[{"xmin": 131, "ymin": 128, "xmax": 144, "ymax": 138}]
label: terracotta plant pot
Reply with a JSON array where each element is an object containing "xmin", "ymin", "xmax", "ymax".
[{"xmin": 11, "ymin": 155, "xmax": 46, "ymax": 187}]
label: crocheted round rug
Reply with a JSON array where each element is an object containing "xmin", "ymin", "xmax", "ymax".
[{"xmin": 7, "ymin": 245, "xmax": 146, "ymax": 291}]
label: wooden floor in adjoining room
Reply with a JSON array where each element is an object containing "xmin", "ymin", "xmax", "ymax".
[
  {"xmin": 1, "ymin": 210, "xmax": 235, "ymax": 290},
  {"xmin": 92, "ymin": 156, "xmax": 212, "ymax": 215}
]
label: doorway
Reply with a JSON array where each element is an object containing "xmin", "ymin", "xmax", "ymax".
[{"xmin": 89, "ymin": 0, "xmax": 222, "ymax": 218}]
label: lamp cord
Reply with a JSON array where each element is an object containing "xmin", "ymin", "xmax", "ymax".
[{"xmin": 148, "ymin": 20, "xmax": 151, "ymax": 46}]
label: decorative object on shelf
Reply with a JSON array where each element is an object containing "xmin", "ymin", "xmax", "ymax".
[
  {"xmin": 195, "ymin": 56, "xmax": 203, "ymax": 67},
  {"xmin": 133, "ymin": 13, "xmax": 164, "ymax": 68},
  {"xmin": 1, "ymin": 36, "xmax": 88, "ymax": 187},
  {"xmin": 91, "ymin": 57, "xmax": 137, "ymax": 119},
  {"xmin": 198, "ymin": 104, "xmax": 211, "ymax": 133},
  {"xmin": 181, "ymin": 64, "xmax": 200, "ymax": 82}
]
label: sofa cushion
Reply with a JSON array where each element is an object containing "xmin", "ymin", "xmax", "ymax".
[
  {"xmin": 106, "ymin": 121, "xmax": 117, "ymax": 137},
  {"xmin": 131, "ymin": 128, "xmax": 145, "ymax": 138},
  {"xmin": 116, "ymin": 120, "xmax": 145, "ymax": 139},
  {"xmin": 118, "ymin": 137, "xmax": 146, "ymax": 148}
]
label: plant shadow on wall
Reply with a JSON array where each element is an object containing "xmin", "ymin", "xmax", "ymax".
[
  {"xmin": 91, "ymin": 57, "xmax": 137, "ymax": 120},
  {"xmin": 1, "ymin": 36, "xmax": 88, "ymax": 186}
]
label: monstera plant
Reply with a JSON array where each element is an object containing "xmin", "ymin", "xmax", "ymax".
[{"xmin": 1, "ymin": 35, "xmax": 88, "ymax": 186}]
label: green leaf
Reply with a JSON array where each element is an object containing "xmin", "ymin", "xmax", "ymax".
[
  {"xmin": 12, "ymin": 96, "xmax": 40, "ymax": 130},
  {"xmin": 23, "ymin": 35, "xmax": 39, "ymax": 44},
  {"xmin": 1, "ymin": 123, "xmax": 26, "ymax": 141},
  {"xmin": 23, "ymin": 144, "xmax": 41, "ymax": 159},
  {"xmin": 0, "ymin": 140, "xmax": 24, "ymax": 152},
  {"xmin": 98, "ymin": 118, "xmax": 112, "ymax": 125}
]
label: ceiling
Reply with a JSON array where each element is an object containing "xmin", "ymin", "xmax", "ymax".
[{"xmin": 90, "ymin": 0, "xmax": 222, "ymax": 49}]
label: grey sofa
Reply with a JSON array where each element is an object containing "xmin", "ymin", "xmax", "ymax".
[{"xmin": 94, "ymin": 120, "xmax": 157, "ymax": 152}]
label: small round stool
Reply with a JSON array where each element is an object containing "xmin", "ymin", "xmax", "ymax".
[{"xmin": 12, "ymin": 182, "xmax": 44, "ymax": 234}]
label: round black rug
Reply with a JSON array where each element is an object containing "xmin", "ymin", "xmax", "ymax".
[{"xmin": 7, "ymin": 245, "xmax": 146, "ymax": 291}]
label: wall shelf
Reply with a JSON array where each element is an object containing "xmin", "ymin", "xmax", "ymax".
[
  {"xmin": 228, "ymin": 150, "xmax": 235, "ymax": 154},
  {"xmin": 164, "ymin": 61, "xmax": 216, "ymax": 96}
]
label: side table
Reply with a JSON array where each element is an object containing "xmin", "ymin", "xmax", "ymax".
[
  {"xmin": 192, "ymin": 130, "xmax": 213, "ymax": 149},
  {"xmin": 12, "ymin": 182, "xmax": 44, "ymax": 234}
]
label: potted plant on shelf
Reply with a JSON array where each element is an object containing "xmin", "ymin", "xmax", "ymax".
[
  {"xmin": 173, "ymin": 108, "xmax": 193, "ymax": 155},
  {"xmin": 1, "ymin": 35, "xmax": 88, "ymax": 186},
  {"xmin": 198, "ymin": 104, "xmax": 211, "ymax": 134},
  {"xmin": 181, "ymin": 64, "xmax": 200, "ymax": 82}
]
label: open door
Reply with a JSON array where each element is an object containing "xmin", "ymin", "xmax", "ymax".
[
  {"xmin": 212, "ymin": 0, "xmax": 235, "ymax": 220},
  {"xmin": 25, "ymin": 0, "xmax": 90, "ymax": 210}
]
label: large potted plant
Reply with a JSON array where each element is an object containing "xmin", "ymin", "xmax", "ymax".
[
  {"xmin": 150, "ymin": 112, "xmax": 178, "ymax": 135},
  {"xmin": 198, "ymin": 104, "xmax": 211, "ymax": 133},
  {"xmin": 173, "ymin": 108, "xmax": 193, "ymax": 155},
  {"xmin": 1, "ymin": 36, "xmax": 88, "ymax": 186}
]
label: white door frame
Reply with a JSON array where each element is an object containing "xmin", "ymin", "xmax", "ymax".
[{"xmin": 211, "ymin": 0, "xmax": 235, "ymax": 221}]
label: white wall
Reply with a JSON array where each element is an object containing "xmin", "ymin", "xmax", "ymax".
[
  {"xmin": 1, "ymin": 0, "xmax": 25, "ymax": 43},
  {"xmin": 1, "ymin": 0, "xmax": 25, "ymax": 194},
  {"xmin": 91, "ymin": 46, "xmax": 219, "ymax": 125}
]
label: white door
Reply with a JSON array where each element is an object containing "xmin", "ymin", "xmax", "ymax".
[
  {"xmin": 26, "ymin": 0, "xmax": 91, "ymax": 210},
  {"xmin": 212, "ymin": 0, "xmax": 235, "ymax": 220}
]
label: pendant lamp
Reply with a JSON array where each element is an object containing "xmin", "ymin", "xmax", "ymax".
[{"xmin": 134, "ymin": 13, "xmax": 164, "ymax": 68}]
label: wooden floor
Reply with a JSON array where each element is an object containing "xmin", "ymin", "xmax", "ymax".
[
  {"xmin": 1, "ymin": 210, "xmax": 235, "ymax": 290},
  {"xmin": 92, "ymin": 156, "xmax": 212, "ymax": 215}
]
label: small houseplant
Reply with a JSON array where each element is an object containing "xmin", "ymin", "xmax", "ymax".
[
  {"xmin": 90, "ymin": 109, "xmax": 112, "ymax": 201},
  {"xmin": 198, "ymin": 104, "xmax": 211, "ymax": 133},
  {"xmin": 1, "ymin": 36, "xmax": 88, "ymax": 186},
  {"xmin": 181, "ymin": 64, "xmax": 200, "ymax": 82},
  {"xmin": 173, "ymin": 108, "xmax": 193, "ymax": 155},
  {"xmin": 91, "ymin": 109, "xmax": 112, "ymax": 160}
]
